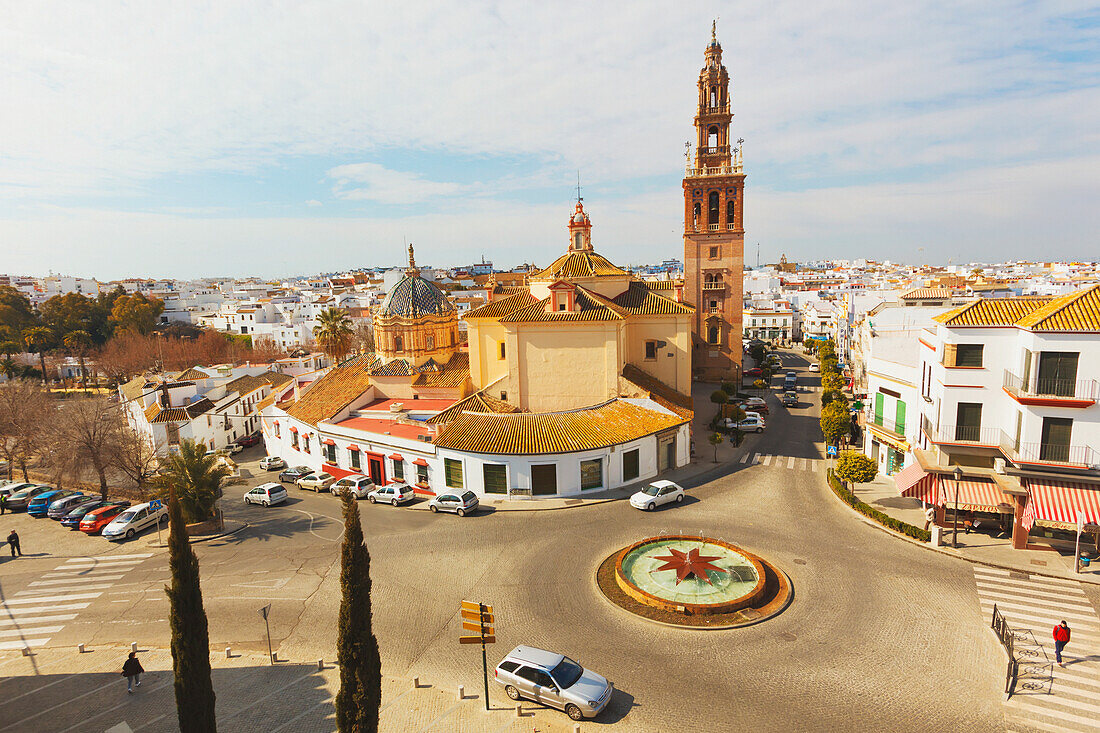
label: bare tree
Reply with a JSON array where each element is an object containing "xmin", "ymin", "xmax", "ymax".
[
  {"xmin": 54, "ymin": 397, "xmax": 124, "ymax": 498},
  {"xmin": 352, "ymin": 321, "xmax": 375, "ymax": 355},
  {"xmin": 111, "ymin": 424, "xmax": 163, "ymax": 501},
  {"xmin": 0, "ymin": 379, "xmax": 52, "ymax": 481}
]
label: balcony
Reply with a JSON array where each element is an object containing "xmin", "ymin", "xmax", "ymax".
[
  {"xmin": 702, "ymin": 281, "xmax": 725, "ymax": 291},
  {"xmin": 1003, "ymin": 370, "xmax": 1098, "ymax": 406},
  {"xmin": 867, "ymin": 414, "xmax": 906, "ymax": 439},
  {"xmin": 698, "ymin": 145, "xmax": 730, "ymax": 156},
  {"xmin": 922, "ymin": 418, "xmax": 1001, "ymax": 447},
  {"xmin": 685, "ymin": 163, "xmax": 744, "ymax": 178},
  {"xmin": 727, "ymin": 223, "xmax": 736, "ymax": 230},
  {"xmin": 708, "ymin": 223, "xmax": 720, "ymax": 231},
  {"xmin": 998, "ymin": 434, "xmax": 1099, "ymax": 468}
]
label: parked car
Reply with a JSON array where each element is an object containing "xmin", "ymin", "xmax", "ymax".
[
  {"xmin": 236, "ymin": 433, "xmax": 261, "ymax": 448},
  {"xmin": 494, "ymin": 645, "xmax": 612, "ymax": 721},
  {"xmin": 79, "ymin": 503, "xmax": 132, "ymax": 534},
  {"xmin": 279, "ymin": 466, "xmax": 314, "ymax": 483},
  {"xmin": 366, "ymin": 483, "xmax": 415, "ymax": 506},
  {"xmin": 809, "ymin": 363, "xmax": 820, "ymax": 372},
  {"xmin": 260, "ymin": 456, "xmax": 286, "ymax": 471},
  {"xmin": 731, "ymin": 415, "xmax": 766, "ymax": 432},
  {"xmin": 297, "ymin": 472, "xmax": 335, "ymax": 492},
  {"xmin": 243, "ymin": 483, "xmax": 288, "ymax": 506},
  {"xmin": 744, "ymin": 367, "xmax": 763, "ymax": 377},
  {"xmin": 102, "ymin": 501, "xmax": 168, "ymax": 541},
  {"xmin": 781, "ymin": 391, "xmax": 799, "ymax": 407},
  {"xmin": 737, "ymin": 396, "xmax": 768, "ymax": 414},
  {"xmin": 5, "ymin": 485, "xmax": 53, "ymax": 511},
  {"xmin": 330, "ymin": 475, "xmax": 376, "ymax": 499},
  {"xmin": 27, "ymin": 489, "xmax": 81, "ymax": 517},
  {"xmin": 225, "ymin": 443, "xmax": 244, "ymax": 455},
  {"xmin": 629, "ymin": 480, "xmax": 685, "ymax": 511},
  {"xmin": 47, "ymin": 493, "xmax": 99, "ymax": 519},
  {"xmin": 427, "ymin": 490, "xmax": 479, "ymax": 516},
  {"xmin": 62, "ymin": 500, "xmax": 125, "ymax": 529},
  {"xmin": 0, "ymin": 482, "xmax": 35, "ymax": 498}
]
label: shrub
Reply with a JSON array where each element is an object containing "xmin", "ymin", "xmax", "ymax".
[
  {"xmin": 721, "ymin": 382, "xmax": 737, "ymax": 395},
  {"xmin": 820, "ymin": 403, "xmax": 851, "ymax": 444},
  {"xmin": 836, "ymin": 451, "xmax": 877, "ymax": 484},
  {"xmin": 828, "ymin": 470, "xmax": 930, "ymax": 542},
  {"xmin": 710, "ymin": 390, "xmax": 728, "ymax": 405}
]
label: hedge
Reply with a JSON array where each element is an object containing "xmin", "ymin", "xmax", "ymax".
[{"xmin": 827, "ymin": 469, "xmax": 931, "ymax": 542}]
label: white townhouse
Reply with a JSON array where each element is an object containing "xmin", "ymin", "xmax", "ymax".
[{"xmin": 897, "ymin": 285, "xmax": 1100, "ymax": 551}]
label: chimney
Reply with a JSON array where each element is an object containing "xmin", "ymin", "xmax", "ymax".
[{"xmin": 674, "ymin": 282, "xmax": 684, "ymax": 303}]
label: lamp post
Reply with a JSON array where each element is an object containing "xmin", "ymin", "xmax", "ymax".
[{"xmin": 951, "ymin": 466, "xmax": 963, "ymax": 548}]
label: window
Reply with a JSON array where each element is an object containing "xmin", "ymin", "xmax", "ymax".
[
  {"xmin": 623, "ymin": 449, "xmax": 639, "ymax": 481},
  {"xmin": 709, "ymin": 246, "xmax": 719, "ymax": 259},
  {"xmin": 274, "ymin": 423, "xmax": 280, "ymax": 438},
  {"xmin": 1040, "ymin": 417, "xmax": 1073, "ymax": 462},
  {"xmin": 954, "ymin": 344, "xmax": 984, "ymax": 368},
  {"xmin": 498, "ymin": 342, "xmax": 506, "ymax": 360},
  {"xmin": 708, "ymin": 191, "xmax": 719, "ymax": 225},
  {"xmin": 693, "ymin": 203, "xmax": 701, "ymax": 225},
  {"xmin": 645, "ymin": 341, "xmax": 658, "ymax": 360},
  {"xmin": 531, "ymin": 464, "xmax": 557, "ymax": 495},
  {"xmin": 444, "ymin": 458, "xmax": 464, "ymax": 488},
  {"xmin": 498, "ymin": 661, "xmax": 519, "ymax": 673},
  {"xmin": 416, "ymin": 462, "xmax": 429, "ymax": 485},
  {"xmin": 350, "ymin": 449, "xmax": 360, "ymax": 471},
  {"xmin": 484, "ymin": 464, "xmax": 507, "ymax": 494},
  {"xmin": 500, "ymin": 391, "xmax": 508, "ymax": 401},
  {"xmin": 558, "ymin": 303, "xmax": 566, "ymax": 311},
  {"xmin": 394, "ymin": 335, "xmax": 403, "ymax": 351},
  {"xmin": 707, "ymin": 326, "xmax": 719, "ymax": 344},
  {"xmin": 955, "ymin": 403, "xmax": 982, "ymax": 442},
  {"xmin": 392, "ymin": 459, "xmax": 404, "ymax": 481},
  {"xmin": 580, "ymin": 459, "xmax": 603, "ymax": 491},
  {"xmin": 726, "ymin": 199, "xmax": 735, "ymax": 224},
  {"xmin": 426, "ymin": 334, "xmax": 434, "ymax": 350},
  {"xmin": 324, "ymin": 442, "xmax": 336, "ymax": 463},
  {"xmin": 291, "ymin": 432, "xmax": 299, "ymax": 449},
  {"xmin": 573, "ymin": 232, "xmax": 582, "ymax": 249},
  {"xmin": 1037, "ymin": 352, "xmax": 1079, "ymax": 397},
  {"xmin": 302, "ymin": 435, "xmax": 310, "ymax": 453}
]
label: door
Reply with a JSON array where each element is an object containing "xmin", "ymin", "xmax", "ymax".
[
  {"xmin": 1037, "ymin": 352, "xmax": 1079, "ymax": 397},
  {"xmin": 531, "ymin": 670, "xmax": 562, "ymax": 709},
  {"xmin": 531, "ymin": 464, "xmax": 557, "ymax": 495},
  {"xmin": 367, "ymin": 454, "xmax": 385, "ymax": 485},
  {"xmin": 1040, "ymin": 417, "xmax": 1073, "ymax": 462}
]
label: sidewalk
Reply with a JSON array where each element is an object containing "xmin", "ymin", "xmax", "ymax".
[{"xmin": 848, "ymin": 473, "xmax": 1100, "ymax": 585}]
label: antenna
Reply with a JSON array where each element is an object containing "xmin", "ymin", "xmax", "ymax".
[{"xmin": 576, "ymin": 171, "xmax": 583, "ymax": 203}]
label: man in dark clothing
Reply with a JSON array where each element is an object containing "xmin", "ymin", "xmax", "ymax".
[
  {"xmin": 7, "ymin": 530, "xmax": 20, "ymax": 557},
  {"xmin": 122, "ymin": 651, "xmax": 144, "ymax": 692},
  {"xmin": 1, "ymin": 493, "xmax": 7, "ymax": 515},
  {"xmin": 1053, "ymin": 621, "xmax": 1071, "ymax": 666}
]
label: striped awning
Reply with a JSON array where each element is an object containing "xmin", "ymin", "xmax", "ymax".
[
  {"xmin": 1022, "ymin": 479, "xmax": 1100, "ymax": 531},
  {"xmin": 940, "ymin": 479, "xmax": 1013, "ymax": 513},
  {"xmin": 895, "ymin": 463, "xmax": 935, "ymax": 503}
]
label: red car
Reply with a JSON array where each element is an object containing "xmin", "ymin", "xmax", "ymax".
[
  {"xmin": 79, "ymin": 502, "xmax": 131, "ymax": 535},
  {"xmin": 744, "ymin": 367, "xmax": 763, "ymax": 377},
  {"xmin": 236, "ymin": 433, "xmax": 261, "ymax": 448}
]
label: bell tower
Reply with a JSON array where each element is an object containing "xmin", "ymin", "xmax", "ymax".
[{"xmin": 683, "ymin": 22, "xmax": 744, "ymax": 382}]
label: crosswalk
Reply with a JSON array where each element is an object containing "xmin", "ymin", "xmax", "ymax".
[
  {"xmin": 970, "ymin": 566, "xmax": 1100, "ymax": 732},
  {"xmin": 0, "ymin": 553, "xmax": 154, "ymax": 651},
  {"xmin": 739, "ymin": 452, "xmax": 821, "ymax": 472}
]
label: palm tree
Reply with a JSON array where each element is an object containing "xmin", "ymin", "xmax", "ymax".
[
  {"xmin": 153, "ymin": 439, "xmax": 230, "ymax": 524},
  {"xmin": 63, "ymin": 330, "xmax": 94, "ymax": 393},
  {"xmin": 313, "ymin": 308, "xmax": 354, "ymax": 364},
  {"xmin": 22, "ymin": 326, "xmax": 54, "ymax": 389},
  {"xmin": 0, "ymin": 341, "xmax": 17, "ymax": 380}
]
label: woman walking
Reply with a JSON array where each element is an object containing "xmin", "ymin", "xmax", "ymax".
[{"xmin": 122, "ymin": 651, "xmax": 144, "ymax": 692}]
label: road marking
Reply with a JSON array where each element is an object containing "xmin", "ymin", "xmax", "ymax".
[
  {"xmin": 130, "ymin": 714, "xmax": 168, "ymax": 731},
  {"xmin": 0, "ymin": 672, "xmax": 81, "ymax": 704},
  {"xmin": 0, "ymin": 614, "xmax": 77, "ymax": 626},
  {"xmin": 0, "ymin": 638, "xmax": 51, "ymax": 650},
  {"xmin": 16, "ymin": 584, "xmax": 116, "ymax": 595},
  {"xmin": 63, "ymin": 553, "xmax": 153, "ymax": 563},
  {"xmin": 58, "ymin": 561, "xmax": 143, "ymax": 570},
  {"xmin": 0, "ymin": 602, "xmax": 91, "ymax": 615},
  {"xmin": 44, "ymin": 567, "xmax": 137, "ymax": 577},
  {"xmin": 416, "ymin": 702, "xmax": 464, "ymax": 733},
  {"xmin": 762, "ymin": 455, "xmax": 772, "ymax": 466},
  {"xmin": 31, "ymin": 575, "xmax": 125, "ymax": 586},
  {"xmin": 811, "ymin": 461, "xmax": 818, "ymax": 472},
  {"xmin": 787, "ymin": 456, "xmax": 795, "ymax": 469},
  {"xmin": 740, "ymin": 453, "xmax": 750, "ymax": 464},
  {"xmin": 2, "ymin": 593, "xmax": 102, "ymax": 605},
  {"xmin": 0, "ymin": 625, "xmax": 64, "ymax": 637}
]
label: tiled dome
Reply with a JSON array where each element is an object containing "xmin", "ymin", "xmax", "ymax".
[{"xmin": 379, "ymin": 274, "xmax": 455, "ymax": 318}]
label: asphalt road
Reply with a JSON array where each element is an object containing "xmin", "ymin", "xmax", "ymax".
[{"xmin": 0, "ymin": 349, "xmax": 1016, "ymax": 731}]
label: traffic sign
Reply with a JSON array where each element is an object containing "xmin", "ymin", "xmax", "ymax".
[
  {"xmin": 149, "ymin": 499, "xmax": 163, "ymax": 510},
  {"xmin": 462, "ymin": 620, "xmax": 491, "ymax": 633},
  {"xmin": 460, "ymin": 635, "xmax": 495, "ymax": 645},
  {"xmin": 826, "ymin": 445, "xmax": 838, "ymax": 458},
  {"xmin": 460, "ymin": 609, "xmax": 494, "ymax": 624},
  {"xmin": 461, "ymin": 600, "xmax": 492, "ymax": 614}
]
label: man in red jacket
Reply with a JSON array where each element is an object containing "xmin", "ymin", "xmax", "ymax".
[{"xmin": 1053, "ymin": 620, "xmax": 1071, "ymax": 666}]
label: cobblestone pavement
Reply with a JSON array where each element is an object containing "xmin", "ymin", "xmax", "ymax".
[{"xmin": 2, "ymin": 350, "xmax": 1086, "ymax": 731}]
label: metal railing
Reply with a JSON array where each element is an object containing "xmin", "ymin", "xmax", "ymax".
[
  {"xmin": 727, "ymin": 223, "xmax": 736, "ymax": 230},
  {"xmin": 685, "ymin": 164, "xmax": 744, "ymax": 178},
  {"xmin": 867, "ymin": 413, "xmax": 906, "ymax": 437},
  {"xmin": 998, "ymin": 435, "xmax": 1098, "ymax": 467},
  {"xmin": 923, "ymin": 421, "xmax": 1001, "ymax": 445},
  {"xmin": 1003, "ymin": 369, "xmax": 1098, "ymax": 401},
  {"xmin": 991, "ymin": 604, "xmax": 1019, "ymax": 697},
  {"xmin": 697, "ymin": 145, "xmax": 730, "ymax": 155}
]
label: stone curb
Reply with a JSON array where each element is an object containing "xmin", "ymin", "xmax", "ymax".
[
  {"xmin": 147, "ymin": 519, "xmax": 249, "ymax": 546},
  {"xmin": 821, "ymin": 473, "xmax": 1100, "ymax": 587}
]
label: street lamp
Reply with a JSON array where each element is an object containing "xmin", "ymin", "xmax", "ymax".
[{"xmin": 951, "ymin": 466, "xmax": 963, "ymax": 548}]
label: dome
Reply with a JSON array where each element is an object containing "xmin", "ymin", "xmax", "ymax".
[
  {"xmin": 379, "ymin": 274, "xmax": 455, "ymax": 318},
  {"xmin": 573, "ymin": 211, "xmax": 586, "ymax": 224}
]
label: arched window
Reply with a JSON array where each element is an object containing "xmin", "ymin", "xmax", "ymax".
[
  {"xmin": 707, "ymin": 126, "xmax": 719, "ymax": 150},
  {"xmin": 394, "ymin": 335, "xmax": 403, "ymax": 351},
  {"xmin": 426, "ymin": 334, "xmax": 434, "ymax": 350},
  {"xmin": 574, "ymin": 232, "xmax": 583, "ymax": 249},
  {"xmin": 692, "ymin": 202, "xmax": 701, "ymax": 227},
  {"xmin": 710, "ymin": 89, "xmax": 718, "ymax": 108},
  {"xmin": 726, "ymin": 199, "xmax": 735, "ymax": 224},
  {"xmin": 708, "ymin": 191, "xmax": 719, "ymax": 225},
  {"xmin": 707, "ymin": 325, "xmax": 720, "ymax": 344}
]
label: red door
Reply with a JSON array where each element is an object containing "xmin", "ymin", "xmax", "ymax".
[{"xmin": 366, "ymin": 453, "xmax": 386, "ymax": 485}]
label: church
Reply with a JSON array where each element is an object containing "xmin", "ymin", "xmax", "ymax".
[{"xmin": 259, "ymin": 29, "xmax": 743, "ymax": 498}]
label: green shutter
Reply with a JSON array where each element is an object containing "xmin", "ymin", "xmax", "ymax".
[
  {"xmin": 483, "ymin": 464, "xmax": 507, "ymax": 494},
  {"xmin": 894, "ymin": 401, "xmax": 906, "ymax": 433},
  {"xmin": 874, "ymin": 393, "xmax": 884, "ymax": 424},
  {"xmin": 444, "ymin": 458, "xmax": 464, "ymax": 488}
]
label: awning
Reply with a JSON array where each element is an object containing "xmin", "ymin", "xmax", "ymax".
[
  {"xmin": 289, "ymin": 426, "xmax": 298, "ymax": 433},
  {"xmin": 412, "ymin": 458, "xmax": 429, "ymax": 467},
  {"xmin": 321, "ymin": 438, "xmax": 336, "ymax": 446},
  {"xmin": 895, "ymin": 463, "xmax": 935, "ymax": 503},
  {"xmin": 322, "ymin": 463, "xmax": 357, "ymax": 480},
  {"xmin": 389, "ymin": 453, "xmax": 403, "ymax": 462},
  {"xmin": 273, "ymin": 420, "xmax": 279, "ymax": 426},
  {"xmin": 1022, "ymin": 479, "xmax": 1100, "ymax": 531},
  {"xmin": 347, "ymin": 444, "xmax": 360, "ymax": 452},
  {"xmin": 940, "ymin": 479, "xmax": 1013, "ymax": 513}
]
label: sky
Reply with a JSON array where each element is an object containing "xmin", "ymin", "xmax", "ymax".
[{"xmin": 1, "ymin": 1, "xmax": 1098, "ymax": 279}]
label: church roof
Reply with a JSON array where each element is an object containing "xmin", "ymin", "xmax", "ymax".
[
  {"xmin": 532, "ymin": 250, "xmax": 629, "ymax": 280},
  {"xmin": 500, "ymin": 289, "xmax": 626, "ymax": 323},
  {"xmin": 427, "ymin": 387, "xmax": 522, "ymax": 425},
  {"xmin": 411, "ymin": 352, "xmax": 471, "ymax": 389},
  {"xmin": 464, "ymin": 291, "xmax": 539, "ymax": 320},
  {"xmin": 379, "ymin": 274, "xmax": 455, "ymax": 318},
  {"xmin": 602, "ymin": 281, "xmax": 693, "ymax": 316},
  {"xmin": 284, "ymin": 353, "xmax": 375, "ymax": 426}
]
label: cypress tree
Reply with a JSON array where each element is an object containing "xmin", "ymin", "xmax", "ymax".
[
  {"xmin": 165, "ymin": 484, "xmax": 217, "ymax": 732},
  {"xmin": 335, "ymin": 492, "xmax": 382, "ymax": 732}
]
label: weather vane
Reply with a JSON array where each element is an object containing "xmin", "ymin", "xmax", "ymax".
[
  {"xmin": 576, "ymin": 170, "xmax": 583, "ymax": 203},
  {"xmin": 684, "ymin": 141, "xmax": 691, "ymax": 161}
]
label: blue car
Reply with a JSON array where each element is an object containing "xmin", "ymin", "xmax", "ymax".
[
  {"xmin": 61, "ymin": 500, "xmax": 122, "ymax": 529},
  {"xmin": 27, "ymin": 489, "xmax": 80, "ymax": 517},
  {"xmin": 48, "ymin": 493, "xmax": 98, "ymax": 519}
]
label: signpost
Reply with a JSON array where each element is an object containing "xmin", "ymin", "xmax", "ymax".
[
  {"xmin": 259, "ymin": 603, "xmax": 273, "ymax": 664},
  {"xmin": 149, "ymin": 499, "xmax": 164, "ymax": 547},
  {"xmin": 459, "ymin": 601, "xmax": 495, "ymax": 710},
  {"xmin": 1075, "ymin": 511, "xmax": 1085, "ymax": 574}
]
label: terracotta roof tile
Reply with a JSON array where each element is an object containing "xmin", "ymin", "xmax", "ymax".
[
  {"xmin": 610, "ymin": 282, "xmax": 693, "ymax": 315},
  {"xmin": 532, "ymin": 251, "xmax": 629, "ymax": 279},
  {"xmin": 1016, "ymin": 284, "xmax": 1100, "ymax": 331},
  {"xmin": 464, "ymin": 291, "xmax": 539, "ymax": 320},
  {"xmin": 620, "ymin": 364, "xmax": 694, "ymax": 420},
  {"xmin": 427, "ymin": 388, "xmax": 522, "ymax": 424},
  {"xmin": 499, "ymin": 290, "xmax": 624, "ymax": 323},
  {"xmin": 285, "ymin": 354, "xmax": 374, "ymax": 426},
  {"xmin": 900, "ymin": 288, "xmax": 952, "ymax": 300},
  {"xmin": 412, "ymin": 352, "xmax": 471, "ymax": 388},
  {"xmin": 933, "ymin": 297, "xmax": 1050, "ymax": 326}
]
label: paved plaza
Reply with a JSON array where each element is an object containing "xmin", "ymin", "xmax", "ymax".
[{"xmin": 1, "ymin": 350, "xmax": 1096, "ymax": 732}]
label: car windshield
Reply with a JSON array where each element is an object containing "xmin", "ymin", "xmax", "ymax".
[
  {"xmin": 461, "ymin": 491, "xmax": 476, "ymax": 502},
  {"xmin": 295, "ymin": 467, "xmax": 310, "ymax": 473},
  {"xmin": 115, "ymin": 509, "xmax": 139, "ymax": 522},
  {"xmin": 317, "ymin": 474, "xmax": 332, "ymax": 480},
  {"xmin": 550, "ymin": 657, "xmax": 584, "ymax": 688},
  {"xmin": 641, "ymin": 484, "xmax": 661, "ymax": 496}
]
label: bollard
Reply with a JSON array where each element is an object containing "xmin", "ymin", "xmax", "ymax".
[
  {"xmin": 77, "ymin": 643, "xmax": 85, "ymax": 654},
  {"xmin": 271, "ymin": 652, "xmax": 278, "ymax": 663},
  {"xmin": 574, "ymin": 725, "xmax": 581, "ymax": 733},
  {"xmin": 317, "ymin": 659, "xmax": 324, "ymax": 671},
  {"xmin": 130, "ymin": 641, "xmax": 137, "ymax": 653},
  {"xmin": 515, "ymin": 703, "xmax": 522, "ymax": 718},
  {"xmin": 225, "ymin": 647, "xmax": 232, "ymax": 658},
  {"xmin": 21, "ymin": 646, "xmax": 31, "ymax": 657},
  {"xmin": 457, "ymin": 685, "xmax": 464, "ymax": 700},
  {"xmin": 412, "ymin": 676, "xmax": 420, "ymax": 689}
]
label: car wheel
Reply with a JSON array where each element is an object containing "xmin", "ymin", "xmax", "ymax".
[
  {"xmin": 391, "ymin": 499, "xmax": 398, "ymax": 507},
  {"xmin": 368, "ymin": 496, "xmax": 376, "ymax": 504},
  {"xmin": 505, "ymin": 685, "xmax": 521, "ymax": 701},
  {"xmin": 456, "ymin": 508, "xmax": 465, "ymax": 517},
  {"xmin": 262, "ymin": 500, "xmax": 269, "ymax": 507},
  {"xmin": 756, "ymin": 427, "xmax": 763, "ymax": 433},
  {"xmin": 429, "ymin": 505, "xmax": 438, "ymax": 513},
  {"xmin": 565, "ymin": 704, "xmax": 584, "ymax": 721},
  {"xmin": 647, "ymin": 502, "xmax": 655, "ymax": 511},
  {"xmin": 125, "ymin": 529, "xmax": 135, "ymax": 539},
  {"xmin": 244, "ymin": 498, "xmax": 250, "ymax": 505},
  {"xmin": 676, "ymin": 494, "xmax": 684, "ymax": 503}
]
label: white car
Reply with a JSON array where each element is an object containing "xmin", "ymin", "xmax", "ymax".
[
  {"xmin": 259, "ymin": 456, "xmax": 286, "ymax": 471},
  {"xmin": 331, "ymin": 475, "xmax": 376, "ymax": 499},
  {"xmin": 629, "ymin": 480, "xmax": 685, "ymax": 511},
  {"xmin": 297, "ymin": 472, "xmax": 335, "ymax": 492},
  {"xmin": 809, "ymin": 363, "xmax": 820, "ymax": 372},
  {"xmin": 366, "ymin": 483, "xmax": 416, "ymax": 506},
  {"xmin": 225, "ymin": 443, "xmax": 244, "ymax": 455},
  {"xmin": 244, "ymin": 483, "xmax": 288, "ymax": 506},
  {"xmin": 733, "ymin": 415, "xmax": 766, "ymax": 432},
  {"xmin": 102, "ymin": 501, "xmax": 168, "ymax": 541}
]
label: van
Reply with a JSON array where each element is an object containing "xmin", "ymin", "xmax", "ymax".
[{"xmin": 102, "ymin": 501, "xmax": 168, "ymax": 541}]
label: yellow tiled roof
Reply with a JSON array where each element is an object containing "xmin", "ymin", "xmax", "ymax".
[
  {"xmin": 464, "ymin": 291, "xmax": 539, "ymax": 320},
  {"xmin": 176, "ymin": 367, "xmax": 210, "ymax": 380},
  {"xmin": 1016, "ymin": 285, "xmax": 1100, "ymax": 331},
  {"xmin": 933, "ymin": 297, "xmax": 1050, "ymax": 326},
  {"xmin": 620, "ymin": 364, "xmax": 694, "ymax": 420},
  {"xmin": 531, "ymin": 251, "xmax": 629, "ymax": 279},
  {"xmin": 900, "ymin": 288, "xmax": 952, "ymax": 300},
  {"xmin": 500, "ymin": 289, "xmax": 624, "ymax": 323},
  {"xmin": 412, "ymin": 352, "xmax": 471, "ymax": 389},
  {"xmin": 427, "ymin": 389, "xmax": 522, "ymax": 425},
  {"xmin": 120, "ymin": 375, "xmax": 148, "ymax": 402},
  {"xmin": 609, "ymin": 282, "xmax": 694, "ymax": 315},
  {"xmin": 433, "ymin": 398, "xmax": 685, "ymax": 455},
  {"xmin": 284, "ymin": 354, "xmax": 374, "ymax": 426}
]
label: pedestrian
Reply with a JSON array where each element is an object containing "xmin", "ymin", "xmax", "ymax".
[
  {"xmin": 7, "ymin": 530, "xmax": 20, "ymax": 557},
  {"xmin": 0, "ymin": 493, "xmax": 7, "ymax": 515},
  {"xmin": 122, "ymin": 651, "xmax": 144, "ymax": 692},
  {"xmin": 1053, "ymin": 620, "xmax": 1071, "ymax": 667}
]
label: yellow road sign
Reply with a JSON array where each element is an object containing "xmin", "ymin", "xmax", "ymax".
[
  {"xmin": 461, "ymin": 601, "xmax": 493, "ymax": 614},
  {"xmin": 460, "ymin": 635, "xmax": 496, "ymax": 644},
  {"xmin": 460, "ymin": 609, "xmax": 494, "ymax": 624},
  {"xmin": 462, "ymin": 620, "xmax": 490, "ymax": 633}
]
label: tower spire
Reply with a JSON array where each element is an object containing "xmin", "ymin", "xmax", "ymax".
[
  {"xmin": 406, "ymin": 243, "xmax": 417, "ymax": 274},
  {"xmin": 576, "ymin": 170, "xmax": 583, "ymax": 204}
]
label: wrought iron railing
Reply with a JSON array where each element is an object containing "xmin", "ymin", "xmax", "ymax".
[
  {"xmin": 1003, "ymin": 369, "xmax": 1099, "ymax": 400},
  {"xmin": 991, "ymin": 604, "xmax": 1019, "ymax": 697},
  {"xmin": 702, "ymin": 281, "xmax": 725, "ymax": 290},
  {"xmin": 867, "ymin": 413, "xmax": 905, "ymax": 437},
  {"xmin": 923, "ymin": 421, "xmax": 1001, "ymax": 445},
  {"xmin": 998, "ymin": 434, "xmax": 1098, "ymax": 467}
]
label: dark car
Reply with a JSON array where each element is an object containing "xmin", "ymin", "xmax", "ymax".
[
  {"xmin": 6, "ymin": 485, "xmax": 55, "ymax": 511},
  {"xmin": 278, "ymin": 466, "xmax": 315, "ymax": 484},
  {"xmin": 47, "ymin": 493, "xmax": 99, "ymax": 519},
  {"xmin": 236, "ymin": 433, "xmax": 261, "ymax": 448},
  {"xmin": 62, "ymin": 500, "xmax": 128, "ymax": 529}
]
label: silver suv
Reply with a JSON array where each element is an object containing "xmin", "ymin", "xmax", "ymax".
[{"xmin": 494, "ymin": 645, "xmax": 612, "ymax": 721}]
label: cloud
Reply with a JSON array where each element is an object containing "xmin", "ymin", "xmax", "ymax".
[
  {"xmin": 305, "ymin": 199, "xmax": 323, "ymax": 207},
  {"xmin": 326, "ymin": 163, "xmax": 462, "ymax": 205}
]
